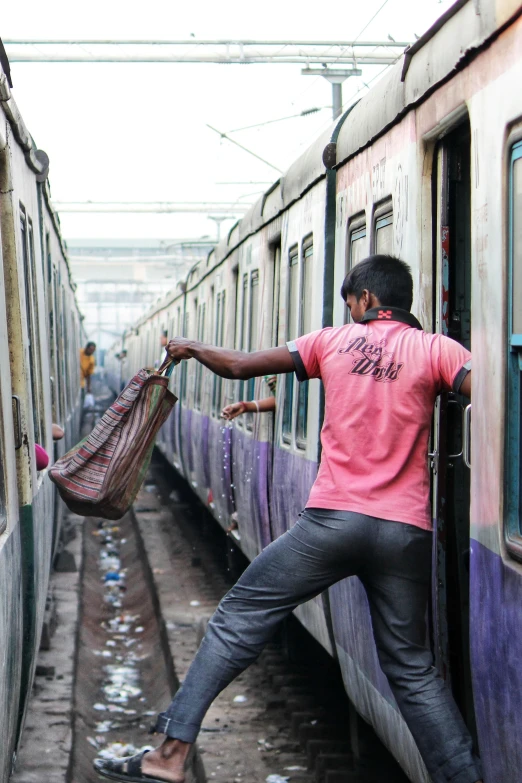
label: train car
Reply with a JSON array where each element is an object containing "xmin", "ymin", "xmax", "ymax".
[
  {"xmin": 0, "ymin": 65, "xmax": 83, "ymax": 778},
  {"xmin": 107, "ymin": 1, "xmax": 522, "ymax": 779}
]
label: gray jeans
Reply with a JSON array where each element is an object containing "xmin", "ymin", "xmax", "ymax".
[{"xmin": 155, "ymin": 509, "xmax": 482, "ymax": 783}]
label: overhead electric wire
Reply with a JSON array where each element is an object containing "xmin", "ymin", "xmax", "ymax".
[
  {"xmin": 206, "ymin": 124, "xmax": 284, "ymax": 174},
  {"xmin": 227, "ymin": 107, "xmax": 324, "ymax": 133},
  {"xmin": 353, "ymin": 0, "xmax": 393, "ymax": 43}
]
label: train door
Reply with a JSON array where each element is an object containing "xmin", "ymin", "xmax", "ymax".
[{"xmin": 431, "ymin": 121, "xmax": 477, "ymax": 740}]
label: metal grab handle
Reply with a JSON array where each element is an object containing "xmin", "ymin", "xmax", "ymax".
[
  {"xmin": 463, "ymin": 404, "xmax": 471, "ymax": 468},
  {"xmin": 12, "ymin": 395, "xmax": 22, "ymax": 450},
  {"xmin": 447, "ymin": 398, "xmax": 464, "ymax": 459}
]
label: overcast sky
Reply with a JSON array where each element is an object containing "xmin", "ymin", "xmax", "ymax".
[{"xmin": 3, "ymin": 0, "xmax": 454, "ymax": 243}]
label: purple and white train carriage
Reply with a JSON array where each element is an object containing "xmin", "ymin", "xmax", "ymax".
[{"xmin": 106, "ymin": 2, "xmax": 522, "ymax": 779}]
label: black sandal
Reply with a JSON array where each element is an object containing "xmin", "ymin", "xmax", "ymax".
[{"xmin": 93, "ymin": 750, "xmax": 172, "ymax": 783}]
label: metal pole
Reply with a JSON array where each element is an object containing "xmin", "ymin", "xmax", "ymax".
[
  {"xmin": 302, "ymin": 69, "xmax": 362, "ymax": 121},
  {"xmin": 332, "ymin": 83, "xmax": 343, "ymax": 120}
]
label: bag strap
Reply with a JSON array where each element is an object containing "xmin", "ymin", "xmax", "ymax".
[{"xmin": 157, "ymin": 357, "xmax": 178, "ymax": 377}]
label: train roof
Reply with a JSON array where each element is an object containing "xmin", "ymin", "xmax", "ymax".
[{"xmin": 334, "ymin": 0, "xmax": 522, "ymax": 167}]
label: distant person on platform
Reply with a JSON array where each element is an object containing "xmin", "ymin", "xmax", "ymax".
[{"xmin": 80, "ymin": 341, "xmax": 96, "ymax": 397}]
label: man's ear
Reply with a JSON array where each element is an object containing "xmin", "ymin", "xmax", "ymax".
[
  {"xmin": 360, "ymin": 289, "xmax": 372, "ymax": 311},
  {"xmin": 366, "ymin": 291, "xmax": 381, "ymax": 310}
]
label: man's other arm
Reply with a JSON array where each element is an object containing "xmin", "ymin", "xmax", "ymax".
[{"xmin": 459, "ymin": 370, "xmax": 471, "ymax": 398}]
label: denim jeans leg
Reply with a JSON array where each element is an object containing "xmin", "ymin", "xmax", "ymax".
[
  {"xmin": 362, "ymin": 523, "xmax": 482, "ymax": 783},
  {"xmin": 155, "ymin": 512, "xmax": 351, "ymax": 742}
]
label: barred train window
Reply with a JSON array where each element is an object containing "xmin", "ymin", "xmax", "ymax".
[
  {"xmin": 181, "ymin": 311, "xmax": 189, "ymax": 402},
  {"xmin": 0, "ymin": 421, "xmax": 6, "ymax": 533},
  {"xmin": 282, "ymin": 248, "xmax": 299, "ymax": 443},
  {"xmin": 375, "ymin": 208, "xmax": 393, "ymax": 255},
  {"xmin": 237, "ymin": 274, "xmax": 249, "ymax": 417},
  {"xmin": 212, "ymin": 292, "xmax": 226, "ymax": 415},
  {"xmin": 20, "ymin": 207, "xmax": 44, "ymax": 445},
  {"xmin": 506, "ymin": 141, "xmax": 522, "ymax": 558},
  {"xmin": 245, "ymin": 271, "xmax": 260, "ymax": 431},
  {"xmin": 296, "ymin": 242, "xmax": 313, "ymax": 447},
  {"xmin": 345, "ymin": 216, "xmax": 367, "ymax": 324},
  {"xmin": 195, "ymin": 303, "xmax": 206, "ymax": 410}
]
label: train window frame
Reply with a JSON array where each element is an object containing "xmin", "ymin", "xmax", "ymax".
[
  {"xmin": 195, "ymin": 302, "xmax": 206, "ymax": 411},
  {"xmin": 0, "ymin": 414, "xmax": 7, "ymax": 533},
  {"xmin": 282, "ymin": 246, "xmax": 299, "ymax": 446},
  {"xmin": 237, "ymin": 273, "xmax": 250, "ymax": 427},
  {"xmin": 270, "ymin": 241, "xmax": 282, "ymax": 348},
  {"xmin": 371, "ymin": 198, "xmax": 394, "ymax": 255},
  {"xmin": 296, "ymin": 238, "xmax": 313, "ymax": 449},
  {"xmin": 344, "ymin": 214, "xmax": 367, "ymax": 324},
  {"xmin": 181, "ymin": 310, "xmax": 189, "ymax": 403},
  {"xmin": 245, "ymin": 270, "xmax": 260, "ymax": 432},
  {"xmin": 505, "ymin": 140, "xmax": 522, "ymax": 561},
  {"xmin": 20, "ymin": 206, "xmax": 45, "ymax": 446},
  {"xmin": 212, "ymin": 290, "xmax": 226, "ymax": 417}
]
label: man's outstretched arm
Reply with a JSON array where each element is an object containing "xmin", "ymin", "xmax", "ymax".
[{"xmin": 167, "ymin": 338, "xmax": 295, "ymax": 380}]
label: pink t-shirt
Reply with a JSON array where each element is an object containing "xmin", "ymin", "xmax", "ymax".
[{"xmin": 289, "ymin": 320, "xmax": 471, "ymax": 530}]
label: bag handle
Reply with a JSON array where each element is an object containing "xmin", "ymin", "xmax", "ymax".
[{"xmin": 157, "ymin": 356, "xmax": 178, "ymax": 377}]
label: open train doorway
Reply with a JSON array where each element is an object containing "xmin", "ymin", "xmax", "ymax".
[{"xmin": 431, "ymin": 120, "xmax": 477, "ymax": 744}]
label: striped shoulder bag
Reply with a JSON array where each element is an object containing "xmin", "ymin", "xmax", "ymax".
[{"xmin": 50, "ymin": 358, "xmax": 177, "ymax": 520}]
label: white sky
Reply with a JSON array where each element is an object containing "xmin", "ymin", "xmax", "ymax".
[{"xmin": 3, "ymin": 0, "xmax": 454, "ymax": 243}]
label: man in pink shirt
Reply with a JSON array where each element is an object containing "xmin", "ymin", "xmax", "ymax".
[{"xmin": 95, "ymin": 256, "xmax": 481, "ymax": 783}]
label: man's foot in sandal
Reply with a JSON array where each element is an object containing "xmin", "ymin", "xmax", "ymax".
[{"xmin": 94, "ymin": 739, "xmax": 192, "ymax": 783}]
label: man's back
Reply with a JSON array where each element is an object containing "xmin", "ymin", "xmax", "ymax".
[{"xmin": 290, "ymin": 319, "xmax": 471, "ymax": 529}]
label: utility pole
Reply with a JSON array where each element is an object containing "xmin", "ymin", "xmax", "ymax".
[
  {"xmin": 208, "ymin": 216, "xmax": 227, "ymax": 242},
  {"xmin": 302, "ymin": 67, "xmax": 362, "ymax": 119}
]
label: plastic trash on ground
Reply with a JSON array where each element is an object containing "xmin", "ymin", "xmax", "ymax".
[{"xmin": 83, "ymin": 393, "xmax": 95, "ymax": 408}]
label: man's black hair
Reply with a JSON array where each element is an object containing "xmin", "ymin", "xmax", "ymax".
[
  {"xmin": 85, "ymin": 341, "xmax": 96, "ymax": 350},
  {"xmin": 340, "ymin": 254, "xmax": 413, "ymax": 311}
]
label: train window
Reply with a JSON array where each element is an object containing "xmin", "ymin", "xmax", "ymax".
[
  {"xmin": 0, "ymin": 428, "xmax": 6, "ymax": 533},
  {"xmin": 373, "ymin": 200, "xmax": 394, "ymax": 255},
  {"xmin": 375, "ymin": 215, "xmax": 393, "ymax": 253},
  {"xmin": 344, "ymin": 217, "xmax": 367, "ymax": 324},
  {"xmin": 181, "ymin": 311, "xmax": 189, "ymax": 402},
  {"xmin": 296, "ymin": 241, "xmax": 313, "ymax": 447},
  {"xmin": 245, "ymin": 271, "xmax": 260, "ymax": 431},
  {"xmin": 195, "ymin": 303, "xmax": 206, "ymax": 410},
  {"xmin": 237, "ymin": 274, "xmax": 249, "ymax": 419},
  {"xmin": 241, "ymin": 274, "xmax": 249, "ymax": 351},
  {"xmin": 282, "ymin": 248, "xmax": 299, "ymax": 444},
  {"xmin": 271, "ymin": 243, "xmax": 281, "ymax": 347},
  {"xmin": 299, "ymin": 241, "xmax": 313, "ymax": 337},
  {"xmin": 61, "ymin": 285, "xmax": 70, "ymax": 419},
  {"xmin": 212, "ymin": 292, "xmax": 226, "ymax": 415},
  {"xmin": 506, "ymin": 141, "xmax": 522, "ymax": 558},
  {"xmin": 346, "ymin": 215, "xmax": 367, "ymax": 274},
  {"xmin": 20, "ymin": 208, "xmax": 44, "ymax": 445},
  {"xmin": 54, "ymin": 275, "xmax": 66, "ymax": 421}
]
